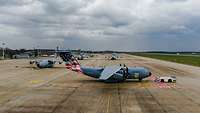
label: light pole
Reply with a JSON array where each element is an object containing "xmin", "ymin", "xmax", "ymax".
[
  {"xmin": 56, "ymin": 46, "xmax": 59, "ymax": 58},
  {"xmin": 2, "ymin": 43, "xmax": 5, "ymax": 59},
  {"xmin": 37, "ymin": 45, "xmax": 39, "ymax": 57}
]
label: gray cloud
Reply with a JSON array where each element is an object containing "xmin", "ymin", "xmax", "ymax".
[
  {"xmin": 0, "ymin": 0, "xmax": 34, "ymax": 6},
  {"xmin": 0, "ymin": 0, "xmax": 200, "ymax": 51}
]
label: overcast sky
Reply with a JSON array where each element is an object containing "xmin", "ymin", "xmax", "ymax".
[{"xmin": 0, "ymin": 0, "xmax": 200, "ymax": 51}]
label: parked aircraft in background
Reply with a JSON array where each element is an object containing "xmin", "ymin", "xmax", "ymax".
[
  {"xmin": 58, "ymin": 52, "xmax": 151, "ymax": 82},
  {"xmin": 77, "ymin": 52, "xmax": 86, "ymax": 60},
  {"xmin": 30, "ymin": 59, "xmax": 62, "ymax": 68},
  {"xmin": 110, "ymin": 53, "xmax": 118, "ymax": 60}
]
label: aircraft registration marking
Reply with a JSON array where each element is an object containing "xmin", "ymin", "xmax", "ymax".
[{"xmin": 134, "ymin": 73, "xmax": 139, "ymax": 78}]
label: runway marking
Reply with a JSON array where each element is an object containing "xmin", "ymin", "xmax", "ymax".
[
  {"xmin": 106, "ymin": 95, "xmax": 111, "ymax": 113},
  {"xmin": 30, "ymin": 80, "xmax": 43, "ymax": 84}
]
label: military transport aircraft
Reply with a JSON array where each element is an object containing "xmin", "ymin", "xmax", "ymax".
[
  {"xmin": 30, "ymin": 59, "xmax": 62, "ymax": 68},
  {"xmin": 59, "ymin": 51, "xmax": 151, "ymax": 82},
  {"xmin": 110, "ymin": 53, "xmax": 118, "ymax": 60}
]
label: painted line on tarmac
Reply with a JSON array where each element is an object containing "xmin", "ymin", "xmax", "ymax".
[
  {"xmin": 106, "ymin": 95, "xmax": 111, "ymax": 113},
  {"xmin": 30, "ymin": 80, "xmax": 43, "ymax": 84}
]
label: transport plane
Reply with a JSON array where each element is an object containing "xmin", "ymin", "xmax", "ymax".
[
  {"xmin": 59, "ymin": 52, "xmax": 151, "ymax": 82},
  {"xmin": 110, "ymin": 53, "xmax": 118, "ymax": 60},
  {"xmin": 30, "ymin": 59, "xmax": 62, "ymax": 68}
]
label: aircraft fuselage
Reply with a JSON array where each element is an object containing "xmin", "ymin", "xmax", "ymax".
[{"xmin": 80, "ymin": 66, "xmax": 151, "ymax": 82}]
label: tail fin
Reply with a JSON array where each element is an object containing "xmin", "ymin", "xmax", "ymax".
[
  {"xmin": 58, "ymin": 51, "xmax": 73, "ymax": 62},
  {"xmin": 58, "ymin": 51, "xmax": 82, "ymax": 72}
]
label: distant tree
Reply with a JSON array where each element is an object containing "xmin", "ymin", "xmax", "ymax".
[{"xmin": 19, "ymin": 49, "xmax": 26, "ymax": 53}]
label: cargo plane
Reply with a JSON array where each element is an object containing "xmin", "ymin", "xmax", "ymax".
[
  {"xmin": 59, "ymin": 52, "xmax": 151, "ymax": 82},
  {"xmin": 30, "ymin": 59, "xmax": 62, "ymax": 68}
]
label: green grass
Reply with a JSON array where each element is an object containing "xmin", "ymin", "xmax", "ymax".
[{"xmin": 131, "ymin": 53, "xmax": 200, "ymax": 67}]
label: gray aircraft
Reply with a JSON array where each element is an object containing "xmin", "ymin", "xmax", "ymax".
[
  {"xmin": 59, "ymin": 52, "xmax": 151, "ymax": 82},
  {"xmin": 110, "ymin": 53, "xmax": 118, "ymax": 60},
  {"xmin": 30, "ymin": 59, "xmax": 62, "ymax": 68}
]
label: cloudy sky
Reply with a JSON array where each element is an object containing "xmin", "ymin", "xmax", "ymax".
[{"xmin": 0, "ymin": 0, "xmax": 200, "ymax": 51}]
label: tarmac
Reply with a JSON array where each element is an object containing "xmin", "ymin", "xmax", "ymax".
[{"xmin": 0, "ymin": 54, "xmax": 200, "ymax": 113}]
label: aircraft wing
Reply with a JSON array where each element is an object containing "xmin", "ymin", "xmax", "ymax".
[{"xmin": 99, "ymin": 66, "xmax": 122, "ymax": 80}]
